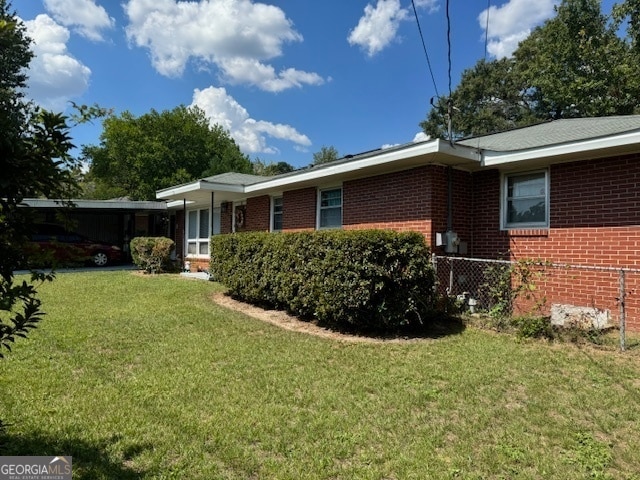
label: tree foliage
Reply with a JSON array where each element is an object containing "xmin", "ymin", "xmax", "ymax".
[
  {"xmin": 82, "ymin": 106, "xmax": 252, "ymax": 200},
  {"xmin": 252, "ymin": 158, "xmax": 295, "ymax": 176},
  {"xmin": 0, "ymin": 0, "xmax": 80, "ymax": 358},
  {"xmin": 421, "ymin": 0, "xmax": 640, "ymax": 139},
  {"xmin": 312, "ymin": 145, "xmax": 339, "ymax": 165}
]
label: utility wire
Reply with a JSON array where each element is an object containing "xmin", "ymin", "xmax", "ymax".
[
  {"xmin": 411, "ymin": 0, "xmax": 440, "ymax": 100},
  {"xmin": 445, "ymin": 0, "xmax": 453, "ymax": 141},
  {"xmin": 445, "ymin": 0, "xmax": 452, "ymax": 97},
  {"xmin": 484, "ymin": 0, "xmax": 491, "ymax": 61}
]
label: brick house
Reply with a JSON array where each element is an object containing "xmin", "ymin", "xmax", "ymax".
[{"xmin": 157, "ymin": 115, "xmax": 640, "ymax": 330}]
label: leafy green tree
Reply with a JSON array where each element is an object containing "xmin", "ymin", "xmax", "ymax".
[
  {"xmin": 0, "ymin": 0, "xmax": 80, "ymax": 359},
  {"xmin": 421, "ymin": 59, "xmax": 538, "ymax": 139},
  {"xmin": 252, "ymin": 158, "xmax": 295, "ymax": 176},
  {"xmin": 312, "ymin": 145, "xmax": 339, "ymax": 165},
  {"xmin": 613, "ymin": 0, "xmax": 640, "ymax": 54},
  {"xmin": 516, "ymin": 0, "xmax": 638, "ymax": 119},
  {"xmin": 421, "ymin": 0, "xmax": 640, "ymax": 139},
  {"xmin": 82, "ymin": 106, "xmax": 252, "ymax": 200}
]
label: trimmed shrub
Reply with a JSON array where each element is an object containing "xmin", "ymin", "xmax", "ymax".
[
  {"xmin": 210, "ymin": 230, "xmax": 436, "ymax": 333},
  {"xmin": 130, "ymin": 237, "xmax": 175, "ymax": 274}
]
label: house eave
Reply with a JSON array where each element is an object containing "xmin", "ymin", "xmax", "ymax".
[
  {"xmin": 245, "ymin": 139, "xmax": 481, "ymax": 193},
  {"xmin": 155, "ymin": 139, "xmax": 481, "ymax": 203},
  {"xmin": 482, "ymin": 130, "xmax": 640, "ymax": 169},
  {"xmin": 21, "ymin": 198, "xmax": 167, "ymax": 211},
  {"xmin": 156, "ymin": 179, "xmax": 245, "ymax": 200}
]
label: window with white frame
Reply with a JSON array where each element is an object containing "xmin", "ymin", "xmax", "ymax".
[
  {"xmin": 502, "ymin": 171, "xmax": 549, "ymax": 228},
  {"xmin": 187, "ymin": 208, "xmax": 210, "ymax": 255},
  {"xmin": 318, "ymin": 187, "xmax": 342, "ymax": 229},
  {"xmin": 271, "ymin": 197, "xmax": 283, "ymax": 232}
]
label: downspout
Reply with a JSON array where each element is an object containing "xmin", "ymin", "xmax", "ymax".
[
  {"xmin": 447, "ymin": 166, "xmax": 453, "ymax": 232},
  {"xmin": 210, "ymin": 192, "xmax": 215, "ymax": 236}
]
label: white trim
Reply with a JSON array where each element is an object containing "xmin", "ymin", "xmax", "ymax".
[
  {"xmin": 246, "ymin": 139, "xmax": 479, "ymax": 193},
  {"xmin": 500, "ymin": 169, "xmax": 549, "ymax": 230},
  {"xmin": 22, "ymin": 198, "xmax": 166, "ymax": 210},
  {"xmin": 167, "ymin": 199, "xmax": 195, "ymax": 209},
  {"xmin": 157, "ymin": 179, "xmax": 245, "ymax": 199},
  {"xmin": 156, "ymin": 139, "xmax": 481, "ymax": 202},
  {"xmin": 185, "ymin": 207, "xmax": 215, "ymax": 258},
  {"xmin": 482, "ymin": 130, "xmax": 640, "ymax": 167}
]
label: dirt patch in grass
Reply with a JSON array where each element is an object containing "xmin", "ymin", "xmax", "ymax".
[{"xmin": 211, "ymin": 292, "xmax": 432, "ymax": 344}]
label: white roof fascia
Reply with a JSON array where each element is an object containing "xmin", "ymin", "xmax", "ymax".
[
  {"xmin": 481, "ymin": 130, "xmax": 640, "ymax": 167},
  {"xmin": 166, "ymin": 200, "xmax": 195, "ymax": 209},
  {"xmin": 245, "ymin": 139, "xmax": 480, "ymax": 193},
  {"xmin": 156, "ymin": 179, "xmax": 245, "ymax": 199},
  {"xmin": 22, "ymin": 198, "xmax": 166, "ymax": 210}
]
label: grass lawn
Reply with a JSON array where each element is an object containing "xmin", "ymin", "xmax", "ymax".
[{"xmin": 1, "ymin": 271, "xmax": 640, "ymax": 479}]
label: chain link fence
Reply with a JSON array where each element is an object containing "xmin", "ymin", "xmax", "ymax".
[{"xmin": 432, "ymin": 255, "xmax": 640, "ymax": 351}]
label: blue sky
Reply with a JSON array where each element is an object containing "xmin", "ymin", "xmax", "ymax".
[{"xmin": 16, "ymin": 0, "xmax": 618, "ymax": 169}]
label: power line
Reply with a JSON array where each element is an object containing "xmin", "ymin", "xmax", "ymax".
[
  {"xmin": 411, "ymin": 0, "xmax": 440, "ymax": 100},
  {"xmin": 484, "ymin": 0, "xmax": 491, "ymax": 61},
  {"xmin": 445, "ymin": 0, "xmax": 452, "ymax": 97}
]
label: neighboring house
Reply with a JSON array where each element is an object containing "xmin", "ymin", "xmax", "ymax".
[{"xmin": 157, "ymin": 115, "xmax": 640, "ymax": 330}]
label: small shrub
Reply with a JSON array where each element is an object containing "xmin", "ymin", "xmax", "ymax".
[
  {"xmin": 130, "ymin": 237, "xmax": 175, "ymax": 274},
  {"xmin": 480, "ymin": 258, "xmax": 549, "ymax": 319},
  {"xmin": 513, "ymin": 315, "xmax": 553, "ymax": 339}
]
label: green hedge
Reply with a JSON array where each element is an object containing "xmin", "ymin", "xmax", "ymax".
[
  {"xmin": 210, "ymin": 230, "xmax": 436, "ymax": 332},
  {"xmin": 130, "ymin": 236, "xmax": 175, "ymax": 274}
]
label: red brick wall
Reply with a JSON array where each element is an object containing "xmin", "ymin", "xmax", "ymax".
[
  {"xmin": 471, "ymin": 155, "xmax": 640, "ymax": 331},
  {"xmin": 246, "ymin": 195, "xmax": 271, "ymax": 232},
  {"xmin": 428, "ymin": 166, "xmax": 474, "ymax": 255},
  {"xmin": 470, "ymin": 169, "xmax": 508, "ymax": 258},
  {"xmin": 470, "ymin": 155, "xmax": 640, "ymax": 266},
  {"xmin": 221, "ymin": 202, "xmax": 233, "ymax": 234},
  {"xmin": 342, "ymin": 166, "xmax": 432, "ymax": 238},
  {"xmin": 282, "ymin": 187, "xmax": 316, "ymax": 231},
  {"xmin": 174, "ymin": 210, "xmax": 185, "ymax": 261}
]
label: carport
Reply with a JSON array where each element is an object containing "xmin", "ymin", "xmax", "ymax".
[{"xmin": 23, "ymin": 198, "xmax": 168, "ymax": 262}]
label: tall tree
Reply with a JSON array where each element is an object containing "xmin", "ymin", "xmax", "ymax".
[
  {"xmin": 421, "ymin": 0, "xmax": 640, "ymax": 139},
  {"xmin": 421, "ymin": 59, "xmax": 538, "ymax": 139},
  {"xmin": 516, "ymin": 0, "xmax": 638, "ymax": 119},
  {"xmin": 0, "ymin": 0, "xmax": 80, "ymax": 359},
  {"xmin": 82, "ymin": 106, "xmax": 252, "ymax": 200},
  {"xmin": 312, "ymin": 145, "xmax": 339, "ymax": 165}
]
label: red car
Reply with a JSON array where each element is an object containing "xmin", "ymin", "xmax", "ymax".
[{"xmin": 28, "ymin": 223, "xmax": 123, "ymax": 267}]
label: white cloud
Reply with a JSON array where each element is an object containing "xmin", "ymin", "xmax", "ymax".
[
  {"xmin": 479, "ymin": 0, "xmax": 558, "ymax": 58},
  {"xmin": 348, "ymin": 0, "xmax": 409, "ymax": 57},
  {"xmin": 22, "ymin": 14, "xmax": 91, "ymax": 111},
  {"xmin": 123, "ymin": 0, "xmax": 325, "ymax": 92},
  {"xmin": 44, "ymin": 0, "xmax": 114, "ymax": 41},
  {"xmin": 190, "ymin": 86, "xmax": 312, "ymax": 154},
  {"xmin": 414, "ymin": 0, "xmax": 439, "ymax": 14},
  {"xmin": 413, "ymin": 131, "xmax": 430, "ymax": 142}
]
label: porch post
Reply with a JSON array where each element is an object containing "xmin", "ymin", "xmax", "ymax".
[
  {"xmin": 214, "ymin": 192, "xmax": 215, "ymax": 237},
  {"xmin": 183, "ymin": 198, "xmax": 187, "ymax": 262}
]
